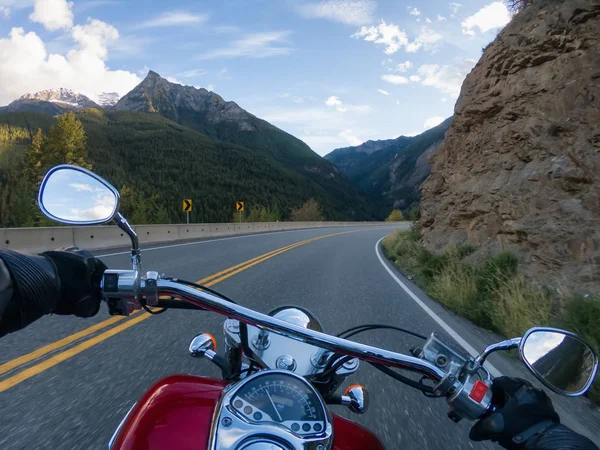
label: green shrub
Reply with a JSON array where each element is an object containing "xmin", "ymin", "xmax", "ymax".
[
  {"xmin": 382, "ymin": 229, "xmax": 600, "ymax": 403},
  {"xmin": 476, "ymin": 252, "xmax": 519, "ymax": 298},
  {"xmin": 426, "ymin": 257, "xmax": 481, "ymax": 322},
  {"xmin": 490, "ymin": 276, "xmax": 552, "ymax": 338}
]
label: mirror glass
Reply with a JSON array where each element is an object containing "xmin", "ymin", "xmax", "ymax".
[
  {"xmin": 40, "ymin": 167, "xmax": 118, "ymax": 224},
  {"xmin": 521, "ymin": 330, "xmax": 597, "ymax": 394}
]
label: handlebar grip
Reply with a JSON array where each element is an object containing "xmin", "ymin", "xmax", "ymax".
[{"xmin": 157, "ymin": 299, "xmax": 205, "ymax": 310}]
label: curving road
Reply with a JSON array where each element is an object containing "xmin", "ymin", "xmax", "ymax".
[{"xmin": 0, "ymin": 225, "xmax": 598, "ymax": 449}]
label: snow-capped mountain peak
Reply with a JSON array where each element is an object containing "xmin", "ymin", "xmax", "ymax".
[
  {"xmin": 19, "ymin": 88, "xmax": 100, "ymax": 109},
  {"xmin": 84, "ymin": 91, "xmax": 121, "ymax": 107}
]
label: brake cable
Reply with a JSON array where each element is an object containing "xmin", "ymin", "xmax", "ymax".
[{"xmin": 337, "ymin": 324, "xmax": 427, "ymax": 340}]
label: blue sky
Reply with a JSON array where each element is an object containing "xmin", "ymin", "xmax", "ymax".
[{"xmin": 0, "ymin": 0, "xmax": 512, "ymax": 155}]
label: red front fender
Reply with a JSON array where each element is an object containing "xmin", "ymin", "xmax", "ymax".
[{"xmin": 110, "ymin": 375, "xmax": 385, "ymax": 450}]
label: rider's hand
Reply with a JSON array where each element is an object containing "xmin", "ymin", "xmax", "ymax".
[
  {"xmin": 41, "ymin": 248, "xmax": 107, "ymax": 318},
  {"xmin": 470, "ymin": 377, "xmax": 559, "ymax": 449}
]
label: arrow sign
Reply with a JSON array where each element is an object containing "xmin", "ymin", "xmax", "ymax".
[
  {"xmin": 236, "ymin": 201, "xmax": 244, "ymax": 212},
  {"xmin": 183, "ymin": 199, "xmax": 193, "ymax": 212}
]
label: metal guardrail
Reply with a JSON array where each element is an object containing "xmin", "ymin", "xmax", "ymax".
[{"xmin": 0, "ymin": 222, "xmax": 397, "ymax": 252}]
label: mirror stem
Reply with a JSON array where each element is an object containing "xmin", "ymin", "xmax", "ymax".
[
  {"xmin": 115, "ymin": 212, "xmax": 141, "ymax": 272},
  {"xmin": 474, "ymin": 337, "xmax": 522, "ymax": 368}
]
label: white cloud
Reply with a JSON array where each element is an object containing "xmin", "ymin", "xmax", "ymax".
[
  {"xmin": 424, "ymin": 116, "xmax": 445, "ymax": 129},
  {"xmin": 207, "ymin": 83, "xmax": 215, "ymax": 91},
  {"xmin": 75, "ymin": 1, "xmax": 122, "ymax": 13},
  {"xmin": 136, "ymin": 11, "xmax": 207, "ymax": 28},
  {"xmin": 409, "ymin": 75, "xmax": 421, "ymax": 82},
  {"xmin": 416, "ymin": 58, "xmax": 476, "ymax": 97},
  {"xmin": 292, "ymin": 96, "xmax": 304, "ymax": 103},
  {"xmin": 198, "ymin": 31, "xmax": 292, "ymax": 59},
  {"xmin": 352, "ymin": 20, "xmax": 407, "ymax": 55},
  {"xmin": 449, "ymin": 2, "xmax": 462, "ymax": 15},
  {"xmin": 426, "ymin": 17, "xmax": 432, "ymax": 23},
  {"xmin": 72, "ymin": 18, "xmax": 118, "ymax": 59},
  {"xmin": 377, "ymin": 89, "xmax": 389, "ymax": 95},
  {"xmin": 1, "ymin": 6, "xmax": 9, "ymax": 18},
  {"xmin": 325, "ymin": 95, "xmax": 342, "ymax": 106},
  {"xmin": 409, "ymin": 7, "xmax": 421, "ymax": 16},
  {"xmin": 178, "ymin": 69, "xmax": 206, "ymax": 78},
  {"xmin": 437, "ymin": 14, "xmax": 447, "ymax": 21},
  {"xmin": 381, "ymin": 74, "xmax": 409, "ymax": 85},
  {"xmin": 29, "ymin": 0, "xmax": 74, "ymax": 31},
  {"xmin": 353, "ymin": 22, "xmax": 441, "ymax": 55},
  {"xmin": 395, "ymin": 60, "xmax": 413, "ymax": 72},
  {"xmin": 297, "ymin": 0, "xmax": 375, "ymax": 26},
  {"xmin": 69, "ymin": 183, "xmax": 94, "ymax": 192},
  {"xmin": 406, "ymin": 27, "xmax": 442, "ymax": 53},
  {"xmin": 166, "ymin": 76, "xmax": 182, "ymax": 85},
  {"xmin": 0, "ymin": 21, "xmax": 141, "ymax": 106},
  {"xmin": 325, "ymin": 95, "xmax": 369, "ymax": 112},
  {"xmin": 461, "ymin": 2, "xmax": 511, "ymax": 36},
  {"xmin": 339, "ymin": 129, "xmax": 362, "ymax": 145},
  {"xmin": 441, "ymin": 97, "xmax": 449, "ymax": 103}
]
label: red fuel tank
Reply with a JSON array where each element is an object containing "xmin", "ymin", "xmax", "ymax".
[{"xmin": 110, "ymin": 375, "xmax": 385, "ymax": 450}]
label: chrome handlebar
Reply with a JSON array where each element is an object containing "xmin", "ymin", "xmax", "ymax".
[
  {"xmin": 154, "ymin": 279, "xmax": 447, "ymax": 381},
  {"xmin": 102, "ymin": 270, "xmax": 494, "ymax": 421}
]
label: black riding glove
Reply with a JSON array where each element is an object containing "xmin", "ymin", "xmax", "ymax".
[
  {"xmin": 0, "ymin": 248, "xmax": 106, "ymax": 337},
  {"xmin": 470, "ymin": 377, "xmax": 559, "ymax": 449},
  {"xmin": 41, "ymin": 248, "xmax": 107, "ymax": 317}
]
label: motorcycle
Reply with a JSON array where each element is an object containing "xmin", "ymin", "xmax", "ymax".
[{"xmin": 38, "ymin": 164, "xmax": 599, "ymax": 450}]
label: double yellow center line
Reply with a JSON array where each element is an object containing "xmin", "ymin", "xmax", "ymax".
[{"xmin": 0, "ymin": 229, "xmax": 362, "ymax": 392}]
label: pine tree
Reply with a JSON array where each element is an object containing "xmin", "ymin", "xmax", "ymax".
[
  {"xmin": 42, "ymin": 112, "xmax": 90, "ymax": 170},
  {"xmin": 23, "ymin": 128, "xmax": 44, "ymax": 185}
]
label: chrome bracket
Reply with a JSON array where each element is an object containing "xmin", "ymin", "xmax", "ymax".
[{"xmin": 145, "ymin": 271, "xmax": 159, "ymax": 306}]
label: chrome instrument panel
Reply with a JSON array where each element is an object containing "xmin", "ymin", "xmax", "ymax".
[
  {"xmin": 224, "ymin": 318, "xmax": 359, "ymax": 378},
  {"xmin": 210, "ymin": 370, "xmax": 333, "ymax": 450}
]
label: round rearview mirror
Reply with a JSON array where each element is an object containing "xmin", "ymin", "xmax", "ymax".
[
  {"xmin": 38, "ymin": 165, "xmax": 120, "ymax": 225},
  {"xmin": 520, "ymin": 328, "xmax": 598, "ymax": 396}
]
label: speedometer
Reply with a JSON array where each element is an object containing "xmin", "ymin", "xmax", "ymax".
[{"xmin": 230, "ymin": 372, "xmax": 326, "ymax": 435}]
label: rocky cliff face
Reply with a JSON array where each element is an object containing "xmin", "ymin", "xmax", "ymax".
[{"xmin": 420, "ymin": 0, "xmax": 600, "ymax": 293}]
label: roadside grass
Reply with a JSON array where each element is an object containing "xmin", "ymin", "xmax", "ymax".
[{"xmin": 382, "ymin": 226, "xmax": 600, "ymax": 402}]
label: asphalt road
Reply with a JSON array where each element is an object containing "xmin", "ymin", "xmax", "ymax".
[{"xmin": 1, "ymin": 225, "xmax": 598, "ymax": 449}]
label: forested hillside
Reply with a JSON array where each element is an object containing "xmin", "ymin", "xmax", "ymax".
[
  {"xmin": 0, "ymin": 109, "xmax": 373, "ymax": 226},
  {"xmin": 325, "ymin": 118, "xmax": 452, "ymax": 217}
]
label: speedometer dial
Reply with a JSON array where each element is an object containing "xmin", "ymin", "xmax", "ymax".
[{"xmin": 231, "ymin": 372, "xmax": 326, "ymax": 435}]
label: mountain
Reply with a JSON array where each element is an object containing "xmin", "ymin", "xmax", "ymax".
[
  {"xmin": 113, "ymin": 71, "xmax": 370, "ymax": 217},
  {"xmin": 328, "ymin": 137, "xmax": 404, "ymax": 157},
  {"xmin": 325, "ymin": 118, "xmax": 452, "ymax": 216},
  {"xmin": 420, "ymin": 0, "xmax": 599, "ymax": 293},
  {"xmin": 0, "ymin": 73, "xmax": 374, "ymax": 222},
  {"xmin": 0, "ymin": 89, "xmax": 101, "ymax": 115},
  {"xmin": 325, "ymin": 136, "xmax": 412, "ymax": 174},
  {"xmin": 115, "ymin": 71, "xmax": 320, "ymax": 164}
]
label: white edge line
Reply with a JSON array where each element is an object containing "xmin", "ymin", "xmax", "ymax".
[{"xmin": 375, "ymin": 237, "xmax": 502, "ymax": 378}]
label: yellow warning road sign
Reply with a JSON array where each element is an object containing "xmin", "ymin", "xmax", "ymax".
[
  {"xmin": 183, "ymin": 199, "xmax": 193, "ymax": 212},
  {"xmin": 236, "ymin": 201, "xmax": 244, "ymax": 212}
]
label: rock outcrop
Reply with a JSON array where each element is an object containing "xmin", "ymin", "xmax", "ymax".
[{"xmin": 420, "ymin": 0, "xmax": 600, "ymax": 293}]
